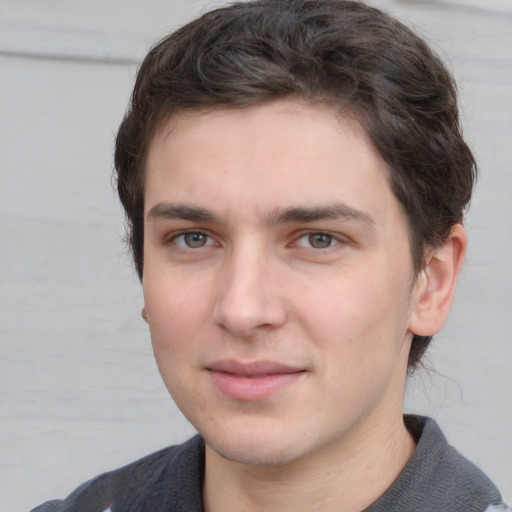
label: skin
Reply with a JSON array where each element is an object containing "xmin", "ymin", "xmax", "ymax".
[{"xmin": 142, "ymin": 100, "xmax": 466, "ymax": 512}]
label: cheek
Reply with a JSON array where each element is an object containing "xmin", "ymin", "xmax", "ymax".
[
  {"xmin": 147, "ymin": 303, "xmax": 206, "ymax": 417},
  {"xmin": 297, "ymin": 271, "xmax": 380, "ymax": 328},
  {"xmin": 144, "ymin": 266, "xmax": 210, "ymax": 332},
  {"xmin": 143, "ymin": 276, "xmax": 203, "ymax": 376},
  {"xmin": 295, "ymin": 266, "xmax": 411, "ymax": 354}
]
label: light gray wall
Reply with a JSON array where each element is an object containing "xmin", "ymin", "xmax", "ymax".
[{"xmin": 1, "ymin": 1, "xmax": 511, "ymax": 510}]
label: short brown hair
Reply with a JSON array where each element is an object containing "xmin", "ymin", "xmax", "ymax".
[{"xmin": 114, "ymin": 0, "xmax": 476, "ymax": 370}]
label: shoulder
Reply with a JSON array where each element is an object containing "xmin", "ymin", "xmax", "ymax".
[
  {"xmin": 29, "ymin": 435, "xmax": 205, "ymax": 512},
  {"xmin": 366, "ymin": 416, "xmax": 508, "ymax": 512}
]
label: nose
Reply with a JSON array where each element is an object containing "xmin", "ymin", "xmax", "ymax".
[{"xmin": 213, "ymin": 247, "xmax": 287, "ymax": 337}]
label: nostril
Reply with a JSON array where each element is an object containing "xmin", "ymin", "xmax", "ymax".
[{"xmin": 213, "ymin": 292, "xmax": 286, "ymax": 337}]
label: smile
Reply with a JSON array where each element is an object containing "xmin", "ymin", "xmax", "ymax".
[{"xmin": 206, "ymin": 360, "xmax": 306, "ymax": 401}]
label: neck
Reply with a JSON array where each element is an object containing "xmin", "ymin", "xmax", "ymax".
[{"xmin": 203, "ymin": 411, "xmax": 416, "ymax": 512}]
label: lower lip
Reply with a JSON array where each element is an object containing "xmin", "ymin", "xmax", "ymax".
[{"xmin": 208, "ymin": 371, "xmax": 304, "ymax": 401}]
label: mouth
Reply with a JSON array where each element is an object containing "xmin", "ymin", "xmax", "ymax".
[{"xmin": 206, "ymin": 360, "xmax": 306, "ymax": 401}]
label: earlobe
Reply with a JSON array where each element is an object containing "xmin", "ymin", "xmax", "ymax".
[{"xmin": 408, "ymin": 224, "xmax": 467, "ymax": 336}]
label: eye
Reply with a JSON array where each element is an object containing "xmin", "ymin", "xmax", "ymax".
[
  {"xmin": 172, "ymin": 232, "xmax": 215, "ymax": 249},
  {"xmin": 294, "ymin": 232, "xmax": 340, "ymax": 249}
]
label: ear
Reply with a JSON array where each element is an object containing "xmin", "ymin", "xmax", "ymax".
[
  {"xmin": 141, "ymin": 306, "xmax": 149, "ymax": 323},
  {"xmin": 407, "ymin": 224, "xmax": 467, "ymax": 336}
]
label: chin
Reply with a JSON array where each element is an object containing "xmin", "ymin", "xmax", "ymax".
[
  {"xmin": 207, "ymin": 438, "xmax": 300, "ymax": 467},
  {"xmin": 202, "ymin": 423, "xmax": 305, "ymax": 467}
]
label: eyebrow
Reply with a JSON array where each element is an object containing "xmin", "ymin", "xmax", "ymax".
[
  {"xmin": 147, "ymin": 202, "xmax": 375, "ymax": 226},
  {"xmin": 147, "ymin": 203, "xmax": 215, "ymax": 222},
  {"xmin": 267, "ymin": 204, "xmax": 375, "ymax": 226}
]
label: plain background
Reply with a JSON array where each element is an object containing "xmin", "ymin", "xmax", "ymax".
[{"xmin": 1, "ymin": 1, "xmax": 511, "ymax": 510}]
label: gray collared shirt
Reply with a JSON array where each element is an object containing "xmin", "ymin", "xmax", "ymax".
[{"xmin": 31, "ymin": 416, "xmax": 509, "ymax": 512}]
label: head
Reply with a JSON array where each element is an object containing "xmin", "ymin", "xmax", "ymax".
[{"xmin": 114, "ymin": 0, "xmax": 475, "ymax": 371}]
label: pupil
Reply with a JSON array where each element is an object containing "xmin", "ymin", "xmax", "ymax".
[
  {"xmin": 185, "ymin": 233, "xmax": 206, "ymax": 248},
  {"xmin": 309, "ymin": 233, "xmax": 331, "ymax": 248}
]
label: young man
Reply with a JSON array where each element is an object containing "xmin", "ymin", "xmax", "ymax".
[{"xmin": 32, "ymin": 1, "xmax": 509, "ymax": 511}]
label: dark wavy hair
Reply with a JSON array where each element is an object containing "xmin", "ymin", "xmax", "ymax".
[{"xmin": 114, "ymin": 0, "xmax": 476, "ymax": 370}]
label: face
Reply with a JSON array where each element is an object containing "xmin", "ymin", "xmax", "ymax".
[{"xmin": 143, "ymin": 100, "xmax": 419, "ymax": 467}]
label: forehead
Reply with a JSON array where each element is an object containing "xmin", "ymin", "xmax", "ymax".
[{"xmin": 144, "ymin": 100, "xmax": 399, "ymax": 226}]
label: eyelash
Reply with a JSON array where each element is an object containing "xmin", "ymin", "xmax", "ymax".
[
  {"xmin": 292, "ymin": 231, "xmax": 345, "ymax": 251},
  {"xmin": 169, "ymin": 231, "xmax": 217, "ymax": 249},
  {"xmin": 167, "ymin": 230, "xmax": 345, "ymax": 252}
]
